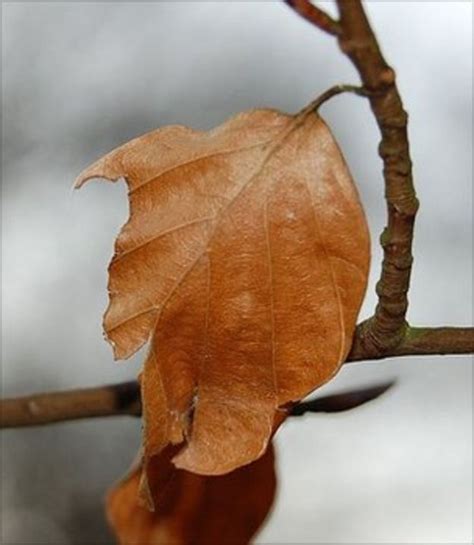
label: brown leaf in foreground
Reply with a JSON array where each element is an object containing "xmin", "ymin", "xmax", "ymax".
[
  {"xmin": 107, "ymin": 444, "xmax": 276, "ymax": 545},
  {"xmin": 76, "ymin": 103, "xmax": 370, "ymax": 476}
]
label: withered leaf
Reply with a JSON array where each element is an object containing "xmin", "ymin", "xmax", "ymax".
[
  {"xmin": 76, "ymin": 103, "xmax": 370, "ymax": 475},
  {"xmin": 107, "ymin": 444, "xmax": 276, "ymax": 545}
]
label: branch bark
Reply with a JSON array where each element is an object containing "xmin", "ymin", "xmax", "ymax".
[
  {"xmin": 347, "ymin": 326, "xmax": 474, "ymax": 362},
  {"xmin": 0, "ymin": 382, "xmax": 140, "ymax": 428},
  {"xmin": 337, "ymin": 0, "xmax": 419, "ymax": 357},
  {"xmin": 287, "ymin": 0, "xmax": 419, "ymax": 358},
  {"xmin": 1, "ymin": 327, "xmax": 472, "ymax": 429}
]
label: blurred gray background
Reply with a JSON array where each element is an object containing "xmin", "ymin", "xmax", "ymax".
[{"xmin": 1, "ymin": 1, "xmax": 472, "ymax": 543}]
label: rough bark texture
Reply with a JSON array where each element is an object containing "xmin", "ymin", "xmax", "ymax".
[
  {"xmin": 285, "ymin": 0, "xmax": 419, "ymax": 358},
  {"xmin": 336, "ymin": 0, "xmax": 419, "ymax": 357}
]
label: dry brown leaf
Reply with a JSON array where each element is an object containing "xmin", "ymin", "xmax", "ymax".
[
  {"xmin": 107, "ymin": 444, "xmax": 276, "ymax": 545},
  {"xmin": 76, "ymin": 103, "xmax": 370, "ymax": 476}
]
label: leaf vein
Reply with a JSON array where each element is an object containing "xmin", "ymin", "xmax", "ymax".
[{"xmin": 112, "ymin": 216, "xmax": 216, "ymax": 265}]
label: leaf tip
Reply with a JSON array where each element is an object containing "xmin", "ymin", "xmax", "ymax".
[
  {"xmin": 73, "ymin": 174, "xmax": 87, "ymax": 190},
  {"xmin": 73, "ymin": 154, "xmax": 124, "ymax": 190},
  {"xmin": 73, "ymin": 162, "xmax": 103, "ymax": 190}
]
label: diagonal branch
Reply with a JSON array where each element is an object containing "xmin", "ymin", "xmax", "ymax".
[
  {"xmin": 287, "ymin": 0, "xmax": 419, "ymax": 358},
  {"xmin": 283, "ymin": 0, "xmax": 341, "ymax": 36},
  {"xmin": 291, "ymin": 380, "xmax": 395, "ymax": 415}
]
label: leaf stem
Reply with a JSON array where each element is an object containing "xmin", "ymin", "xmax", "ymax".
[{"xmin": 309, "ymin": 83, "xmax": 374, "ymax": 112}]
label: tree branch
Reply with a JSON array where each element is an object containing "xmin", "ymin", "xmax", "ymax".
[
  {"xmin": 348, "ymin": 326, "xmax": 474, "ymax": 362},
  {"xmin": 0, "ymin": 381, "xmax": 141, "ymax": 428},
  {"xmin": 1, "ymin": 327, "xmax": 471, "ymax": 429},
  {"xmin": 283, "ymin": 0, "xmax": 341, "ymax": 36},
  {"xmin": 287, "ymin": 0, "xmax": 419, "ymax": 358}
]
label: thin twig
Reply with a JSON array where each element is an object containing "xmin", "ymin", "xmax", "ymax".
[
  {"xmin": 1, "ymin": 327, "xmax": 472, "ymax": 429},
  {"xmin": 291, "ymin": 380, "xmax": 395, "ymax": 416},
  {"xmin": 283, "ymin": 0, "xmax": 342, "ymax": 36}
]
